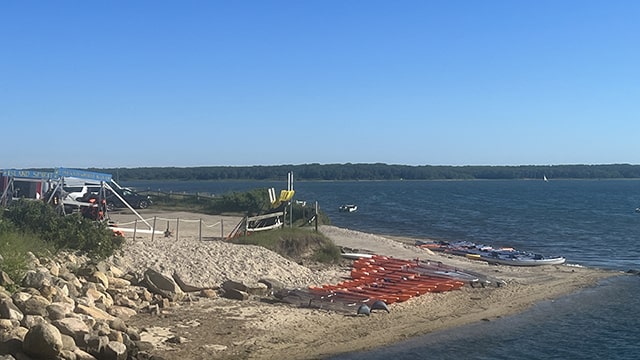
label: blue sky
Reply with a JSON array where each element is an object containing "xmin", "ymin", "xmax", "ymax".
[{"xmin": 2, "ymin": 1, "xmax": 638, "ymax": 168}]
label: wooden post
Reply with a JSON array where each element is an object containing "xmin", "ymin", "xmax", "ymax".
[
  {"xmin": 133, "ymin": 219, "xmax": 138, "ymax": 240},
  {"xmin": 151, "ymin": 216, "xmax": 157, "ymax": 242},
  {"xmin": 244, "ymin": 215, "xmax": 248, "ymax": 237},
  {"xmin": 176, "ymin": 218, "xmax": 180, "ymax": 241},
  {"xmin": 221, "ymin": 219, "xmax": 224, "ymax": 239},
  {"xmin": 315, "ymin": 201, "xmax": 318, "ymax": 232},
  {"xmin": 199, "ymin": 219, "xmax": 202, "ymax": 241}
]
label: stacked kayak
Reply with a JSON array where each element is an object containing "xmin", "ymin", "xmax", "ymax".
[
  {"xmin": 308, "ymin": 255, "xmax": 467, "ymax": 308},
  {"xmin": 417, "ymin": 240, "xmax": 566, "ymax": 266},
  {"xmin": 277, "ymin": 255, "xmax": 504, "ymax": 315}
]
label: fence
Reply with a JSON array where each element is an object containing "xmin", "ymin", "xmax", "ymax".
[{"xmin": 110, "ymin": 215, "xmax": 233, "ymax": 242}]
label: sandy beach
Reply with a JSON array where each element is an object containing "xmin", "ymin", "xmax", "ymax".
[{"xmin": 107, "ymin": 210, "xmax": 620, "ymax": 360}]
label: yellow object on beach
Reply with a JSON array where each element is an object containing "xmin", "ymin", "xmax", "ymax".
[
  {"xmin": 466, "ymin": 253, "xmax": 482, "ymax": 260},
  {"xmin": 271, "ymin": 190, "xmax": 295, "ymax": 207},
  {"xmin": 279, "ymin": 190, "xmax": 295, "ymax": 202}
]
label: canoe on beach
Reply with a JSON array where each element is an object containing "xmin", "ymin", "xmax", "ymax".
[{"xmin": 417, "ymin": 240, "xmax": 566, "ymax": 266}]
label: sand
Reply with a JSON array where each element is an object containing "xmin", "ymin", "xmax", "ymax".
[{"xmin": 107, "ymin": 209, "xmax": 620, "ymax": 360}]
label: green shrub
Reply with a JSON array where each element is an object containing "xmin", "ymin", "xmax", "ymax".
[{"xmin": 3, "ymin": 200, "xmax": 123, "ymax": 259}]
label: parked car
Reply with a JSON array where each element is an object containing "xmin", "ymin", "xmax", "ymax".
[
  {"xmin": 105, "ymin": 187, "xmax": 152, "ymax": 210},
  {"xmin": 62, "ymin": 185, "xmax": 102, "ymax": 202}
]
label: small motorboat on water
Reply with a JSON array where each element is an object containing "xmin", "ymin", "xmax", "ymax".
[{"xmin": 339, "ymin": 204, "xmax": 358, "ymax": 212}]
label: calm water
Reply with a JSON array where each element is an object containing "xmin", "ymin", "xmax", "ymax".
[{"xmin": 125, "ymin": 179, "xmax": 640, "ymax": 359}]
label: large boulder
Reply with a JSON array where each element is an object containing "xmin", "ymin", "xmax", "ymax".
[
  {"xmin": 22, "ymin": 322, "xmax": 64, "ymax": 359},
  {"xmin": 143, "ymin": 269, "xmax": 184, "ymax": 302},
  {"xmin": 53, "ymin": 317, "xmax": 90, "ymax": 344},
  {"xmin": 18, "ymin": 295, "xmax": 50, "ymax": 316},
  {"xmin": 21, "ymin": 269, "xmax": 52, "ymax": 289},
  {"xmin": 74, "ymin": 304, "xmax": 115, "ymax": 322}
]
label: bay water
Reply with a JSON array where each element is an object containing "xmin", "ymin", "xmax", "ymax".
[{"xmin": 124, "ymin": 179, "xmax": 640, "ymax": 359}]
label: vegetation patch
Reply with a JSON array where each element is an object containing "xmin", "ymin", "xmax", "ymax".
[
  {"xmin": 1, "ymin": 200, "xmax": 125, "ymax": 286},
  {"xmin": 230, "ymin": 227, "xmax": 342, "ymax": 264}
]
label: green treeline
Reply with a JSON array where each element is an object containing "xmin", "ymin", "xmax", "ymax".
[{"xmin": 89, "ymin": 163, "xmax": 640, "ymax": 181}]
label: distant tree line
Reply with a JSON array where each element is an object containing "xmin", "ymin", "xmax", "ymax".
[{"xmin": 85, "ymin": 163, "xmax": 640, "ymax": 181}]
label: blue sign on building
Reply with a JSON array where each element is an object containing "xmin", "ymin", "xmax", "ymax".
[
  {"xmin": 55, "ymin": 168, "xmax": 112, "ymax": 182},
  {"xmin": 1, "ymin": 169, "xmax": 55, "ymax": 179}
]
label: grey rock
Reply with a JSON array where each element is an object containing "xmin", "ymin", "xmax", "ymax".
[
  {"xmin": 20, "ymin": 314, "xmax": 46, "ymax": 329},
  {"xmin": 46, "ymin": 302, "xmax": 73, "ymax": 321},
  {"xmin": 0, "ymin": 271, "xmax": 14, "ymax": 287},
  {"xmin": 143, "ymin": 269, "xmax": 184, "ymax": 302},
  {"xmin": 172, "ymin": 272, "xmax": 205, "ymax": 292},
  {"xmin": 18, "ymin": 295, "xmax": 50, "ymax": 316},
  {"xmin": 21, "ymin": 269, "xmax": 51, "ymax": 289},
  {"xmin": 103, "ymin": 341, "xmax": 127, "ymax": 360},
  {"xmin": 53, "ymin": 317, "xmax": 90, "ymax": 344},
  {"xmin": 84, "ymin": 335, "xmax": 109, "ymax": 358},
  {"xmin": 222, "ymin": 288, "xmax": 249, "ymax": 301},
  {"xmin": 222, "ymin": 280, "xmax": 268, "ymax": 296},
  {"xmin": 22, "ymin": 322, "xmax": 63, "ymax": 359},
  {"xmin": 73, "ymin": 348, "xmax": 98, "ymax": 360},
  {"xmin": 60, "ymin": 333, "xmax": 78, "ymax": 351},
  {"xmin": 258, "ymin": 277, "xmax": 285, "ymax": 292},
  {"xmin": 0, "ymin": 298, "xmax": 24, "ymax": 321}
]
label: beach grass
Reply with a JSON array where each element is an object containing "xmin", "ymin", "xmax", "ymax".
[
  {"xmin": 231, "ymin": 227, "xmax": 342, "ymax": 263},
  {"xmin": 0, "ymin": 229, "xmax": 54, "ymax": 290}
]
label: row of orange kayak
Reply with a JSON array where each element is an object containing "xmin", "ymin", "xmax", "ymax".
[{"xmin": 309, "ymin": 255, "xmax": 466, "ymax": 306}]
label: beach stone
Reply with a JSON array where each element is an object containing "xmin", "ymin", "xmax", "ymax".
[
  {"xmin": 39, "ymin": 284, "xmax": 58, "ymax": 301},
  {"xmin": 108, "ymin": 306, "xmax": 137, "ymax": 321},
  {"xmin": 112, "ymin": 293, "xmax": 138, "ymax": 308},
  {"xmin": 53, "ymin": 317, "xmax": 90, "ymax": 344},
  {"xmin": 21, "ymin": 269, "xmax": 51, "ymax": 289},
  {"xmin": 19, "ymin": 295, "xmax": 50, "ymax": 316},
  {"xmin": 107, "ymin": 277, "xmax": 130, "ymax": 289},
  {"xmin": 258, "ymin": 278, "xmax": 285, "ymax": 291},
  {"xmin": 48, "ymin": 262, "xmax": 61, "ymax": 277},
  {"xmin": 75, "ymin": 304, "xmax": 116, "ymax": 321},
  {"xmin": 0, "ymin": 325, "xmax": 27, "ymax": 356},
  {"xmin": 0, "ymin": 318, "xmax": 17, "ymax": 330},
  {"xmin": 0, "ymin": 337, "xmax": 23, "ymax": 357},
  {"xmin": 103, "ymin": 341, "xmax": 127, "ymax": 360},
  {"xmin": 84, "ymin": 335, "xmax": 109, "ymax": 358},
  {"xmin": 90, "ymin": 271, "xmax": 109, "ymax": 289},
  {"xmin": 21, "ymin": 314, "xmax": 46, "ymax": 329},
  {"xmin": 0, "ymin": 271, "xmax": 14, "ymax": 287},
  {"xmin": 74, "ymin": 348, "xmax": 99, "ymax": 360},
  {"xmin": 107, "ymin": 329, "xmax": 123, "ymax": 343},
  {"xmin": 61, "ymin": 333, "xmax": 78, "ymax": 351},
  {"xmin": 60, "ymin": 349, "xmax": 78, "ymax": 360},
  {"xmin": 172, "ymin": 271, "xmax": 206, "ymax": 292},
  {"xmin": 47, "ymin": 302, "xmax": 74, "ymax": 320},
  {"xmin": 222, "ymin": 288, "xmax": 249, "ymax": 301},
  {"xmin": 22, "ymin": 322, "xmax": 64, "ymax": 359},
  {"xmin": 11, "ymin": 292, "xmax": 31, "ymax": 309},
  {"xmin": 0, "ymin": 298, "xmax": 23, "ymax": 321},
  {"xmin": 143, "ymin": 268, "xmax": 184, "ymax": 301},
  {"xmin": 199, "ymin": 289, "xmax": 218, "ymax": 299},
  {"xmin": 222, "ymin": 280, "xmax": 268, "ymax": 296}
]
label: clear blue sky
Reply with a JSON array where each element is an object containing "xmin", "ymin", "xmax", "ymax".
[{"xmin": 2, "ymin": 1, "xmax": 638, "ymax": 169}]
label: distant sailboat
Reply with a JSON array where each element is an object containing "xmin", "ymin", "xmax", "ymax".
[{"xmin": 543, "ymin": 175, "xmax": 548, "ymax": 182}]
